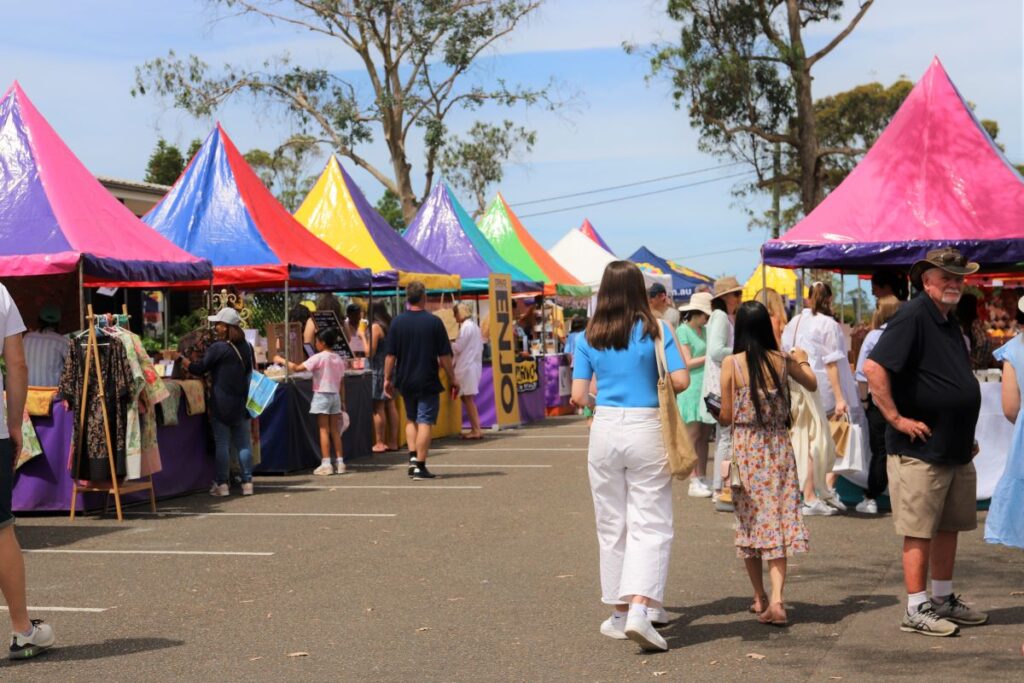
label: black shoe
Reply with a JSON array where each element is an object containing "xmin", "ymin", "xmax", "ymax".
[
  {"xmin": 411, "ymin": 464, "xmax": 436, "ymax": 480},
  {"xmin": 408, "ymin": 456, "xmax": 417, "ymax": 478}
]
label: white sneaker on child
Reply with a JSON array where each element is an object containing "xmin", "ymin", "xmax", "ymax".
[
  {"xmin": 313, "ymin": 463, "xmax": 334, "ymax": 476},
  {"xmin": 334, "ymin": 461, "xmax": 347, "ymax": 475}
]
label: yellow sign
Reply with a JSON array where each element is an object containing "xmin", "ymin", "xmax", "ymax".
[
  {"xmin": 488, "ymin": 274, "xmax": 521, "ymax": 427},
  {"xmin": 515, "ymin": 359, "xmax": 539, "ymax": 393}
]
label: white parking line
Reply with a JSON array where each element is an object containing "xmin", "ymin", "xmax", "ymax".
[
  {"xmin": 437, "ymin": 448, "xmax": 585, "ymax": 452},
  {"xmin": 1, "ymin": 606, "xmax": 109, "ymax": 613},
  {"xmin": 258, "ymin": 484, "xmax": 483, "ymax": 490},
  {"xmin": 128, "ymin": 511, "xmax": 396, "ymax": 518},
  {"xmin": 347, "ymin": 463, "xmax": 551, "ymax": 469},
  {"xmin": 24, "ymin": 549, "xmax": 274, "ymax": 557}
]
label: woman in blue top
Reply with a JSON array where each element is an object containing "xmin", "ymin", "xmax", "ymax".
[
  {"xmin": 572, "ymin": 261, "xmax": 688, "ymax": 653},
  {"xmin": 987, "ymin": 296, "xmax": 1024, "ymax": 550}
]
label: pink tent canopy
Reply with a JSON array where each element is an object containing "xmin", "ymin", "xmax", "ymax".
[
  {"xmin": 0, "ymin": 82, "xmax": 211, "ymax": 285},
  {"xmin": 764, "ymin": 58, "xmax": 1024, "ymax": 270}
]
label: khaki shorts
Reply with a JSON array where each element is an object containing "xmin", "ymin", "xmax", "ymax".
[{"xmin": 887, "ymin": 455, "xmax": 977, "ymax": 539}]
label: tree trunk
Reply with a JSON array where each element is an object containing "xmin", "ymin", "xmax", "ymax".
[{"xmin": 786, "ymin": 0, "xmax": 822, "ymax": 215}]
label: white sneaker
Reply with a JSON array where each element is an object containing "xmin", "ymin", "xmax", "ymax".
[
  {"xmin": 334, "ymin": 461, "xmax": 347, "ymax": 475},
  {"xmin": 801, "ymin": 499, "xmax": 838, "ymax": 516},
  {"xmin": 625, "ymin": 613, "xmax": 669, "ymax": 652},
  {"xmin": 688, "ymin": 479, "xmax": 712, "ymax": 498},
  {"xmin": 855, "ymin": 497, "xmax": 878, "ymax": 514},
  {"xmin": 647, "ymin": 607, "xmax": 670, "ymax": 626},
  {"xmin": 208, "ymin": 482, "xmax": 229, "ymax": 497},
  {"xmin": 8, "ymin": 619, "xmax": 55, "ymax": 660},
  {"xmin": 241, "ymin": 482, "xmax": 254, "ymax": 496},
  {"xmin": 823, "ymin": 489, "xmax": 847, "ymax": 511},
  {"xmin": 313, "ymin": 463, "xmax": 334, "ymax": 476},
  {"xmin": 599, "ymin": 615, "xmax": 628, "ymax": 640}
]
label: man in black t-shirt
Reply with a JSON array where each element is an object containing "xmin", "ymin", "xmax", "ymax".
[
  {"xmin": 864, "ymin": 247, "xmax": 987, "ymax": 638},
  {"xmin": 383, "ymin": 281, "xmax": 458, "ymax": 480}
]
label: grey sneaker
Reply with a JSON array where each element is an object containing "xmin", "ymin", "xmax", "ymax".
[
  {"xmin": 9, "ymin": 619, "xmax": 55, "ymax": 660},
  {"xmin": 900, "ymin": 602, "xmax": 960, "ymax": 637},
  {"xmin": 933, "ymin": 594, "xmax": 989, "ymax": 626}
]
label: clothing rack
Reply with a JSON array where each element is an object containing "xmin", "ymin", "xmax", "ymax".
[{"xmin": 69, "ymin": 304, "xmax": 157, "ymax": 521}]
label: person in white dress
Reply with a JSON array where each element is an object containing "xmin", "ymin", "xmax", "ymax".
[
  {"xmin": 453, "ymin": 303, "xmax": 484, "ymax": 439},
  {"xmin": 781, "ymin": 281, "xmax": 869, "ymax": 516}
]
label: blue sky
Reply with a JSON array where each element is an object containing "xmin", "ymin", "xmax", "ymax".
[{"xmin": 1, "ymin": 1, "xmax": 1021, "ymax": 279}]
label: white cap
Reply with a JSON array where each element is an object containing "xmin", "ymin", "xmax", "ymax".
[{"xmin": 208, "ymin": 307, "xmax": 242, "ymax": 327}]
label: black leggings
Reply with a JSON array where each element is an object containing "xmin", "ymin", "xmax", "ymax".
[{"xmin": 865, "ymin": 398, "xmax": 889, "ymax": 500}]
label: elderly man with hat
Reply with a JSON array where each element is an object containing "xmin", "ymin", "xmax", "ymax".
[
  {"xmin": 699, "ymin": 276, "xmax": 744, "ymax": 511},
  {"xmin": 23, "ymin": 304, "xmax": 69, "ymax": 387},
  {"xmin": 648, "ymin": 282, "xmax": 681, "ymax": 329},
  {"xmin": 864, "ymin": 247, "xmax": 987, "ymax": 637}
]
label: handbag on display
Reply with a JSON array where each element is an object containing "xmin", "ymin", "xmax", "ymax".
[
  {"xmin": 654, "ymin": 321, "xmax": 698, "ymax": 479},
  {"xmin": 829, "ymin": 414, "xmax": 851, "ymax": 458}
]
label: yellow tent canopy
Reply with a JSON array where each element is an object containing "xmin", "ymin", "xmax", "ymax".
[{"xmin": 742, "ymin": 264, "xmax": 806, "ymax": 301}]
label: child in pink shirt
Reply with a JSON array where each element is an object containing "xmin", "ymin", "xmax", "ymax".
[{"xmin": 275, "ymin": 328, "xmax": 347, "ymax": 474}]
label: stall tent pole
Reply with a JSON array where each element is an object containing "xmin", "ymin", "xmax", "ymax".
[
  {"xmin": 78, "ymin": 259, "xmax": 85, "ymax": 331},
  {"xmin": 163, "ymin": 288, "xmax": 169, "ymax": 350},
  {"xmin": 284, "ymin": 280, "xmax": 290, "ymax": 380}
]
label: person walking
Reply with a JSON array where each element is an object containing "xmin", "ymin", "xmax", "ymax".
[
  {"xmin": 676, "ymin": 292, "xmax": 715, "ymax": 498},
  {"xmin": 781, "ymin": 281, "xmax": 864, "ymax": 515},
  {"xmin": 864, "ymin": 247, "xmax": 987, "ymax": 637},
  {"xmin": 183, "ymin": 308, "xmax": 256, "ymax": 497},
  {"xmin": 275, "ymin": 327, "xmax": 347, "ymax": 476},
  {"xmin": 987, "ymin": 294, "xmax": 1024, "ymax": 550},
  {"xmin": 383, "ymin": 281, "xmax": 459, "ymax": 480},
  {"xmin": 719, "ymin": 301, "xmax": 817, "ymax": 626},
  {"xmin": 854, "ymin": 296, "xmax": 902, "ymax": 514},
  {"xmin": 648, "ymin": 282, "xmax": 681, "ymax": 329},
  {"xmin": 701, "ymin": 276, "xmax": 743, "ymax": 511},
  {"xmin": 571, "ymin": 261, "xmax": 688, "ymax": 653},
  {"xmin": 452, "ymin": 303, "xmax": 484, "ymax": 440},
  {"xmin": 369, "ymin": 303, "xmax": 399, "ymax": 453},
  {"xmin": 0, "ymin": 284, "xmax": 56, "ymax": 659},
  {"xmin": 22, "ymin": 304, "xmax": 68, "ymax": 387}
]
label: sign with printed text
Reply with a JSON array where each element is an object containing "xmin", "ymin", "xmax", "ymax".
[
  {"xmin": 515, "ymin": 359, "xmax": 539, "ymax": 393},
  {"xmin": 311, "ymin": 311, "xmax": 355, "ymax": 359},
  {"xmin": 488, "ymin": 274, "xmax": 521, "ymax": 427}
]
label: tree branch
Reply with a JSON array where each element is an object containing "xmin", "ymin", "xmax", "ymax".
[
  {"xmin": 807, "ymin": 0, "xmax": 875, "ymax": 68},
  {"xmin": 706, "ymin": 114, "xmax": 797, "ymax": 145},
  {"xmin": 817, "ymin": 145, "xmax": 864, "ymax": 158}
]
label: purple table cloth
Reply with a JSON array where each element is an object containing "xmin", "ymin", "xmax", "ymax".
[
  {"xmin": 13, "ymin": 399, "xmax": 214, "ymax": 513},
  {"xmin": 543, "ymin": 354, "xmax": 572, "ymax": 410},
  {"xmin": 464, "ymin": 363, "xmax": 546, "ymax": 429}
]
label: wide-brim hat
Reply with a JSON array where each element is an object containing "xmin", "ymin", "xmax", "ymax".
[
  {"xmin": 208, "ymin": 307, "xmax": 243, "ymax": 327},
  {"xmin": 680, "ymin": 292, "xmax": 713, "ymax": 316},
  {"xmin": 909, "ymin": 247, "xmax": 979, "ymax": 288},
  {"xmin": 712, "ymin": 276, "xmax": 743, "ymax": 299}
]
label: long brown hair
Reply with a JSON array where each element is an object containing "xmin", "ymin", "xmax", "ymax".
[
  {"xmin": 808, "ymin": 281, "xmax": 833, "ymax": 316},
  {"xmin": 586, "ymin": 261, "xmax": 659, "ymax": 350},
  {"xmin": 872, "ymin": 296, "xmax": 901, "ymax": 330}
]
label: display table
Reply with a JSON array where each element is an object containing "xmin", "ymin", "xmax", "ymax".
[
  {"xmin": 255, "ymin": 372, "xmax": 373, "ymax": 474},
  {"xmin": 13, "ymin": 399, "xmax": 213, "ymax": 513},
  {"xmin": 463, "ymin": 361, "xmax": 547, "ymax": 429},
  {"xmin": 543, "ymin": 354, "xmax": 574, "ymax": 416},
  {"xmin": 838, "ymin": 380, "xmax": 1011, "ymax": 505}
]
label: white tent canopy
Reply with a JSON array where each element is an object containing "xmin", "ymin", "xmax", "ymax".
[{"xmin": 549, "ymin": 229, "xmax": 671, "ymax": 292}]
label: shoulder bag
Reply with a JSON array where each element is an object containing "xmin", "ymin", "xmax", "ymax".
[{"xmin": 654, "ymin": 321, "xmax": 698, "ymax": 479}]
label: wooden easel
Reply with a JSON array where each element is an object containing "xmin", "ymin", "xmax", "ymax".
[{"xmin": 69, "ymin": 305, "xmax": 157, "ymax": 521}]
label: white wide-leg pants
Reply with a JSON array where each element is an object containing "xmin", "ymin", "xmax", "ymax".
[{"xmin": 588, "ymin": 407, "xmax": 674, "ymax": 605}]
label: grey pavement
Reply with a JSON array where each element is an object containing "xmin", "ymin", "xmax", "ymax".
[{"xmin": 2, "ymin": 416, "xmax": 1022, "ymax": 681}]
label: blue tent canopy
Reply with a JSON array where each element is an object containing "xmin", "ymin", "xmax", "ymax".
[{"xmin": 628, "ymin": 246, "xmax": 707, "ymax": 300}]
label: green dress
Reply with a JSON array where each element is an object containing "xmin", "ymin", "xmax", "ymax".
[{"xmin": 676, "ymin": 323, "xmax": 712, "ymax": 424}]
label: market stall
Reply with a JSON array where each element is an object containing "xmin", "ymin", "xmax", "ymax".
[
  {"xmin": 0, "ymin": 83, "xmax": 216, "ymax": 513},
  {"xmin": 549, "ymin": 228, "xmax": 673, "ymax": 294},
  {"xmin": 628, "ymin": 245, "xmax": 711, "ymax": 301},
  {"xmin": 763, "ymin": 58, "xmax": 1024, "ymax": 500}
]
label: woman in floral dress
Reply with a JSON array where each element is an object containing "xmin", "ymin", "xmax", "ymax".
[{"xmin": 719, "ymin": 301, "xmax": 818, "ymax": 626}]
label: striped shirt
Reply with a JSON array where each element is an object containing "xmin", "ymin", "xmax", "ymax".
[{"xmin": 24, "ymin": 330, "xmax": 69, "ymax": 387}]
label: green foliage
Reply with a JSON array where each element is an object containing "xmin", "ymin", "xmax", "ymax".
[
  {"xmin": 132, "ymin": 1, "xmax": 559, "ymax": 224},
  {"xmin": 375, "ymin": 189, "xmax": 406, "ymax": 232},
  {"xmin": 169, "ymin": 308, "xmax": 209, "ymax": 340},
  {"xmin": 439, "ymin": 120, "xmax": 536, "ymax": 217},
  {"xmin": 246, "ymin": 294, "xmax": 287, "ymax": 337},
  {"xmin": 144, "ymin": 139, "xmax": 186, "ymax": 185},
  {"xmin": 243, "ymin": 135, "xmax": 318, "ymax": 212}
]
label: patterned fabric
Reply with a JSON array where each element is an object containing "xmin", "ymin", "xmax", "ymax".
[
  {"xmin": 17, "ymin": 409, "xmax": 43, "ymax": 470},
  {"xmin": 26, "ymin": 387, "xmax": 57, "ymax": 416},
  {"xmin": 111, "ymin": 329, "xmax": 167, "ymax": 479},
  {"xmin": 158, "ymin": 381, "xmax": 183, "ymax": 426},
  {"xmin": 178, "ymin": 380, "xmax": 207, "ymax": 415},
  {"xmin": 58, "ymin": 335, "xmax": 134, "ymax": 481},
  {"xmin": 675, "ymin": 323, "xmax": 713, "ymax": 424},
  {"xmin": 730, "ymin": 358, "xmax": 809, "ymax": 560}
]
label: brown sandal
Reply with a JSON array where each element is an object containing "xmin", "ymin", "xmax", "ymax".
[
  {"xmin": 757, "ymin": 602, "xmax": 788, "ymax": 627},
  {"xmin": 749, "ymin": 593, "xmax": 769, "ymax": 614}
]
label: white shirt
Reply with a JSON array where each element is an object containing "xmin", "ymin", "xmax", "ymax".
[
  {"xmin": 24, "ymin": 329, "xmax": 69, "ymax": 387},
  {"xmin": 781, "ymin": 309, "xmax": 849, "ymax": 414},
  {"xmin": 854, "ymin": 325, "xmax": 886, "ymax": 384},
  {"xmin": 0, "ymin": 285, "xmax": 27, "ymax": 439},
  {"xmin": 452, "ymin": 319, "xmax": 484, "ymax": 372}
]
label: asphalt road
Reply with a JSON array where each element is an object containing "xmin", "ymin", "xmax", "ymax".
[{"xmin": 2, "ymin": 417, "xmax": 1022, "ymax": 681}]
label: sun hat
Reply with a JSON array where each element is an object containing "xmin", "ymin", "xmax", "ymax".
[
  {"xmin": 909, "ymin": 247, "xmax": 979, "ymax": 288},
  {"xmin": 208, "ymin": 307, "xmax": 243, "ymax": 327},
  {"xmin": 712, "ymin": 276, "xmax": 743, "ymax": 299},
  {"xmin": 680, "ymin": 292, "xmax": 713, "ymax": 316}
]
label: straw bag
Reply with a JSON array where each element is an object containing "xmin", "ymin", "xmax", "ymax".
[
  {"xmin": 433, "ymin": 292, "xmax": 460, "ymax": 341},
  {"xmin": 654, "ymin": 322, "xmax": 698, "ymax": 479}
]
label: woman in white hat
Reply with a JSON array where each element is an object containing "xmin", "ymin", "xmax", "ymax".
[
  {"xmin": 183, "ymin": 307, "xmax": 256, "ymax": 497},
  {"xmin": 677, "ymin": 292, "xmax": 716, "ymax": 498}
]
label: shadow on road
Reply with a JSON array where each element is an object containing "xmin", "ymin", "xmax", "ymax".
[
  {"xmin": 16, "ymin": 525, "xmax": 126, "ymax": 549},
  {"xmin": 0, "ymin": 637, "xmax": 186, "ymax": 665}
]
